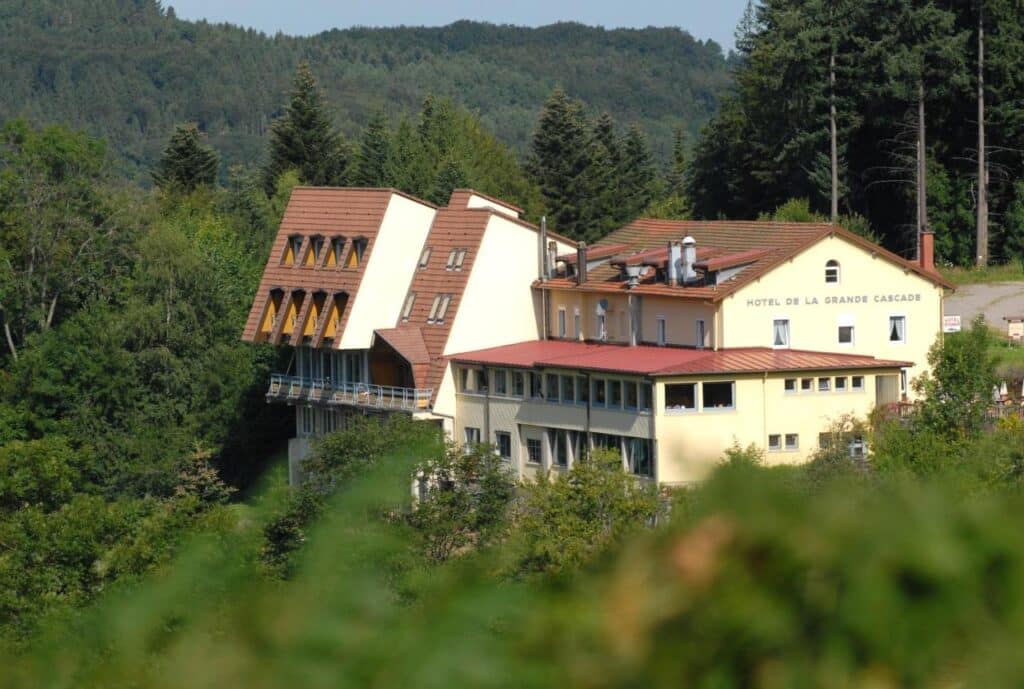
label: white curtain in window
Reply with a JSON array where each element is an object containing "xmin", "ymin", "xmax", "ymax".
[
  {"xmin": 890, "ymin": 316, "xmax": 906, "ymax": 342},
  {"xmin": 773, "ymin": 319, "xmax": 790, "ymax": 347}
]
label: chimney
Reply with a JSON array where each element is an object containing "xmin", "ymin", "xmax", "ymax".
[
  {"xmin": 667, "ymin": 241, "xmax": 682, "ymax": 286},
  {"xmin": 920, "ymin": 229, "xmax": 935, "ymax": 273},
  {"xmin": 539, "ymin": 216, "xmax": 548, "ymax": 281},
  {"xmin": 682, "ymin": 236, "xmax": 697, "ymax": 283},
  {"xmin": 576, "ymin": 242, "xmax": 588, "ymax": 284},
  {"xmin": 548, "ymin": 241, "xmax": 558, "ymax": 279}
]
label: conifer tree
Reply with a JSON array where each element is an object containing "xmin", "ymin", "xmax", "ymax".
[
  {"xmin": 353, "ymin": 110, "xmax": 391, "ymax": 188},
  {"xmin": 262, "ymin": 62, "xmax": 349, "ymax": 195},
  {"xmin": 666, "ymin": 124, "xmax": 687, "ymax": 197},
  {"xmin": 527, "ymin": 88, "xmax": 591, "ymax": 240},
  {"xmin": 152, "ymin": 123, "xmax": 219, "ymax": 193},
  {"xmin": 429, "ymin": 158, "xmax": 469, "ymax": 205},
  {"xmin": 619, "ymin": 123, "xmax": 658, "ymax": 219},
  {"xmin": 386, "ymin": 114, "xmax": 431, "ymax": 197}
]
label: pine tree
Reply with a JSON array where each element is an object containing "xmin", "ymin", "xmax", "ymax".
[
  {"xmin": 386, "ymin": 114, "xmax": 431, "ymax": 197},
  {"xmin": 152, "ymin": 123, "xmax": 219, "ymax": 192},
  {"xmin": 262, "ymin": 62, "xmax": 349, "ymax": 195},
  {"xmin": 527, "ymin": 88, "xmax": 591, "ymax": 240},
  {"xmin": 429, "ymin": 157, "xmax": 469, "ymax": 205},
  {"xmin": 666, "ymin": 124, "xmax": 687, "ymax": 197},
  {"xmin": 353, "ymin": 110, "xmax": 391, "ymax": 187},
  {"xmin": 619, "ymin": 123, "xmax": 658, "ymax": 219}
]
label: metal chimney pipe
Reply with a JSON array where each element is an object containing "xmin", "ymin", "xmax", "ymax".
[
  {"xmin": 548, "ymin": 241, "xmax": 558, "ymax": 279},
  {"xmin": 667, "ymin": 241, "xmax": 682, "ymax": 286},
  {"xmin": 682, "ymin": 236, "xmax": 697, "ymax": 283},
  {"xmin": 539, "ymin": 216, "xmax": 548, "ymax": 281}
]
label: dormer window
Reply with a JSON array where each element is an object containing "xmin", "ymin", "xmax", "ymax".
[
  {"xmin": 446, "ymin": 248, "xmax": 467, "ymax": 271},
  {"xmin": 401, "ymin": 293, "xmax": 416, "ymax": 322},
  {"xmin": 346, "ymin": 237, "xmax": 367, "ymax": 268},
  {"xmin": 427, "ymin": 294, "xmax": 452, "ymax": 324},
  {"xmin": 418, "ymin": 247, "xmax": 432, "ymax": 269},
  {"xmin": 282, "ymin": 234, "xmax": 303, "ymax": 265},
  {"xmin": 307, "ymin": 235, "xmax": 324, "ymax": 266},
  {"xmin": 327, "ymin": 237, "xmax": 346, "ymax": 267},
  {"xmin": 825, "ymin": 260, "xmax": 840, "ymax": 284}
]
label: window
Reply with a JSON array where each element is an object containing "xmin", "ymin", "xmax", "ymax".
[
  {"xmin": 446, "ymin": 248, "xmax": 467, "ymax": 271},
  {"xmin": 696, "ymin": 319, "xmax": 706, "ymax": 349},
  {"xmin": 825, "ymin": 259, "xmax": 840, "ymax": 283},
  {"xmin": 784, "ymin": 378, "xmax": 797, "ymax": 393},
  {"xmin": 768, "ymin": 434, "xmax": 782, "ymax": 451},
  {"xmin": 552, "ymin": 430, "xmax": 568, "ymax": 467},
  {"xmin": 418, "ymin": 246, "xmax": 432, "ymax": 268},
  {"xmin": 427, "ymin": 294, "xmax": 452, "ymax": 324},
  {"xmin": 838, "ymin": 325, "xmax": 854, "ymax": 344},
  {"xmin": 546, "ymin": 373, "xmax": 560, "ymax": 401},
  {"xmin": 702, "ymin": 381, "xmax": 735, "ymax": 409},
  {"xmin": 640, "ymin": 383, "xmax": 653, "ymax": 412},
  {"xmin": 299, "ymin": 406, "xmax": 314, "ymax": 436},
  {"xmin": 477, "ymin": 368, "xmax": 489, "ymax": 393},
  {"xmin": 608, "ymin": 380, "xmax": 622, "ymax": 408},
  {"xmin": 464, "ymin": 427, "xmax": 481, "ymax": 446},
  {"xmin": 458, "ymin": 367, "xmax": 470, "ymax": 392},
  {"xmin": 573, "ymin": 309, "xmax": 581, "ymax": 339},
  {"xmin": 327, "ymin": 237, "xmax": 346, "ymax": 267},
  {"xmin": 665, "ymin": 383, "xmax": 697, "ymax": 412},
  {"xmin": 597, "ymin": 313, "xmax": 607, "ymax": 341},
  {"xmin": 852, "ymin": 375, "xmax": 864, "ymax": 391},
  {"xmin": 656, "ymin": 317, "xmax": 667, "ymax": 346},
  {"xmin": 401, "ymin": 293, "xmax": 416, "ymax": 322},
  {"xmin": 592, "ymin": 379, "xmax": 606, "ymax": 407},
  {"xmin": 592, "ymin": 433, "xmax": 620, "ymax": 453},
  {"xmin": 785, "ymin": 433, "xmax": 799, "ymax": 450},
  {"xmin": 283, "ymin": 234, "xmax": 303, "ymax": 265},
  {"xmin": 848, "ymin": 435, "xmax": 866, "ymax": 458},
  {"xmin": 347, "ymin": 237, "xmax": 367, "ymax": 267},
  {"xmin": 495, "ymin": 432, "xmax": 511, "ymax": 460},
  {"xmin": 625, "ymin": 381, "xmax": 639, "ymax": 409},
  {"xmin": 530, "ymin": 372, "xmax": 543, "ymax": 399},
  {"xmin": 818, "ymin": 433, "xmax": 832, "ymax": 450},
  {"xmin": 309, "ymin": 235, "xmax": 324, "ymax": 265},
  {"xmin": 628, "ymin": 438, "xmax": 653, "ymax": 478},
  {"xmin": 835, "ymin": 376, "xmax": 848, "ymax": 392},
  {"xmin": 512, "ymin": 371, "xmax": 525, "ymax": 397},
  {"xmin": 577, "ymin": 376, "xmax": 589, "ymax": 404},
  {"xmin": 558, "ymin": 308, "xmax": 567, "ymax": 338},
  {"xmin": 818, "ymin": 377, "xmax": 831, "ymax": 392},
  {"xmin": 526, "ymin": 438, "xmax": 542, "ymax": 464},
  {"xmin": 801, "ymin": 377, "xmax": 813, "ymax": 392},
  {"xmin": 889, "ymin": 316, "xmax": 906, "ymax": 343},
  {"xmin": 494, "ymin": 369, "xmax": 507, "ymax": 395},
  {"xmin": 773, "ymin": 318, "xmax": 790, "ymax": 348},
  {"xmin": 560, "ymin": 375, "xmax": 576, "ymax": 403}
]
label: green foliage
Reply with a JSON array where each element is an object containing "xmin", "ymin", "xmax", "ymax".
[
  {"xmin": 508, "ymin": 449, "xmax": 660, "ymax": 578},
  {"xmin": 914, "ymin": 316, "xmax": 998, "ymax": 440},
  {"xmin": 352, "ymin": 110, "xmax": 391, "ymax": 188},
  {"xmin": 759, "ymin": 197, "xmax": 881, "ymax": 243},
  {"xmin": 262, "ymin": 63, "xmax": 350, "ymax": 194},
  {"xmin": 152, "ymin": 123, "xmax": 219, "ymax": 193},
  {"xmin": 0, "ymin": 436, "xmax": 82, "ymax": 513}
]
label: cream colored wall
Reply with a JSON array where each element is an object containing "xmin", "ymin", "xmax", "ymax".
[
  {"xmin": 640, "ymin": 296, "xmax": 717, "ymax": 347},
  {"xmin": 465, "ymin": 193, "xmax": 520, "ymax": 218},
  {"xmin": 547, "ymin": 291, "xmax": 634, "ymax": 342},
  {"xmin": 655, "ymin": 369, "xmax": 894, "ymax": 484},
  {"xmin": 337, "ymin": 193, "xmax": 436, "ymax": 350},
  {"xmin": 721, "ymin": 235, "xmax": 945, "ymax": 389}
]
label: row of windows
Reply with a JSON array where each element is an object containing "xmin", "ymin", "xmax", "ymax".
[
  {"xmin": 664, "ymin": 381, "xmax": 735, "ymax": 412},
  {"xmin": 768, "ymin": 433, "xmax": 800, "ymax": 452},
  {"xmin": 458, "ymin": 368, "xmax": 654, "ymax": 412},
  {"xmin": 771, "ymin": 315, "xmax": 907, "ymax": 348},
  {"xmin": 783, "ymin": 376, "xmax": 865, "ymax": 394},
  {"xmin": 401, "ymin": 293, "xmax": 453, "ymax": 324},
  {"xmin": 416, "ymin": 246, "xmax": 469, "ymax": 271},
  {"xmin": 282, "ymin": 234, "xmax": 367, "ymax": 269},
  {"xmin": 556, "ymin": 308, "xmax": 708, "ymax": 348},
  {"xmin": 465, "ymin": 427, "xmax": 653, "ymax": 478}
]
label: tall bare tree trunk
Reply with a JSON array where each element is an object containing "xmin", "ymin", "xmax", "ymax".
[
  {"xmin": 917, "ymin": 81, "xmax": 928, "ymax": 261},
  {"xmin": 3, "ymin": 321, "xmax": 18, "ymax": 362},
  {"xmin": 830, "ymin": 47, "xmax": 839, "ymax": 224},
  {"xmin": 976, "ymin": 1, "xmax": 989, "ymax": 266}
]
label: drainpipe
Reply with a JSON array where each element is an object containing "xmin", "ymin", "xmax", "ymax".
[
  {"xmin": 649, "ymin": 377, "xmax": 658, "ymax": 486},
  {"xmin": 483, "ymin": 366, "xmax": 491, "ymax": 447},
  {"xmin": 540, "ymin": 216, "xmax": 549, "ymax": 340}
]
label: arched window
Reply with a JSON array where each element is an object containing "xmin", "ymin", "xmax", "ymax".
[{"xmin": 825, "ymin": 259, "xmax": 840, "ymax": 284}]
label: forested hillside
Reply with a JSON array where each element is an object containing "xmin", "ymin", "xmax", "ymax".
[
  {"xmin": 688, "ymin": 0, "xmax": 1024, "ymax": 266},
  {"xmin": 0, "ymin": 0, "xmax": 730, "ymax": 180}
]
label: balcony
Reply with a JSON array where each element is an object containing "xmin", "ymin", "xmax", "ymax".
[{"xmin": 267, "ymin": 374, "xmax": 432, "ymax": 411}]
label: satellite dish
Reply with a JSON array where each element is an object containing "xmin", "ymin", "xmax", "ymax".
[{"xmin": 596, "ymin": 299, "xmax": 609, "ymax": 315}]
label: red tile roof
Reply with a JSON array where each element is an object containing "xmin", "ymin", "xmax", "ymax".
[
  {"xmin": 695, "ymin": 248, "xmax": 770, "ymax": 271},
  {"xmin": 449, "ymin": 340, "xmax": 912, "ymax": 377},
  {"xmin": 241, "ymin": 187, "xmax": 421, "ymax": 342},
  {"xmin": 537, "ymin": 218, "xmax": 953, "ymax": 301}
]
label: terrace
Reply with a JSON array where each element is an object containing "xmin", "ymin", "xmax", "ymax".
[{"xmin": 267, "ymin": 374, "xmax": 432, "ymax": 411}]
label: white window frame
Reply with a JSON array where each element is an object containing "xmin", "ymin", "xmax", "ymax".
[
  {"xmin": 784, "ymin": 378, "xmax": 797, "ymax": 394},
  {"xmin": 700, "ymin": 381, "xmax": 736, "ymax": 411},
  {"xmin": 464, "ymin": 426, "xmax": 481, "ymax": 447},
  {"xmin": 835, "ymin": 376, "xmax": 848, "ymax": 392},
  {"xmin": 558, "ymin": 308, "xmax": 567, "ymax": 338},
  {"xmin": 851, "ymin": 375, "xmax": 865, "ymax": 391},
  {"xmin": 889, "ymin": 314, "xmax": 907, "ymax": 345},
  {"xmin": 495, "ymin": 431, "xmax": 512, "ymax": 460},
  {"xmin": 664, "ymin": 382, "xmax": 698, "ymax": 414},
  {"xmin": 768, "ymin": 434, "xmax": 782, "ymax": 452},
  {"xmin": 825, "ymin": 259, "xmax": 840, "ymax": 284},
  {"xmin": 784, "ymin": 433, "xmax": 799, "ymax": 451},
  {"xmin": 837, "ymin": 314, "xmax": 855, "ymax": 346},
  {"xmin": 573, "ymin": 308, "xmax": 581, "ymax": 340},
  {"xmin": 596, "ymin": 313, "xmax": 607, "ymax": 341},
  {"xmin": 772, "ymin": 317, "xmax": 791, "ymax": 349},
  {"xmin": 800, "ymin": 377, "xmax": 813, "ymax": 392},
  {"xmin": 418, "ymin": 246, "xmax": 432, "ymax": 268},
  {"xmin": 656, "ymin": 316, "xmax": 667, "ymax": 346},
  {"xmin": 818, "ymin": 377, "xmax": 832, "ymax": 392},
  {"xmin": 696, "ymin": 319, "xmax": 706, "ymax": 349},
  {"xmin": 401, "ymin": 292, "xmax": 416, "ymax": 321}
]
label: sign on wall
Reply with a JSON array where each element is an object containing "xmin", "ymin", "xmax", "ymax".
[{"xmin": 942, "ymin": 315, "xmax": 962, "ymax": 333}]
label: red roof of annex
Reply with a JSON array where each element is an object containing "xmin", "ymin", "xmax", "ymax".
[{"xmin": 449, "ymin": 340, "xmax": 913, "ymax": 377}]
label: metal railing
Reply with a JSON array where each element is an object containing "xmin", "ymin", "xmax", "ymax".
[{"xmin": 268, "ymin": 374, "xmax": 432, "ymax": 411}]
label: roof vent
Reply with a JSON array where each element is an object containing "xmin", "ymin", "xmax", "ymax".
[
  {"xmin": 625, "ymin": 264, "xmax": 644, "ymax": 289},
  {"xmin": 681, "ymin": 236, "xmax": 697, "ymax": 283}
]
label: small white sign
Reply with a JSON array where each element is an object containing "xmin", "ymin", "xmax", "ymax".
[{"xmin": 943, "ymin": 315, "xmax": 962, "ymax": 333}]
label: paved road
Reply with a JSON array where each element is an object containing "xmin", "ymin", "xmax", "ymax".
[{"xmin": 945, "ymin": 282, "xmax": 1024, "ymax": 329}]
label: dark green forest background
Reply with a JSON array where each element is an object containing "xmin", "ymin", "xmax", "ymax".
[{"xmin": 0, "ymin": 0, "xmax": 730, "ymax": 180}]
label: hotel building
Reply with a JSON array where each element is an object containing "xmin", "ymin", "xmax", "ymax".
[{"xmin": 242, "ymin": 188, "xmax": 953, "ymax": 485}]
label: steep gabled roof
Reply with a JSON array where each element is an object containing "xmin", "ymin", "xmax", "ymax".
[{"xmin": 537, "ymin": 218, "xmax": 953, "ymax": 301}]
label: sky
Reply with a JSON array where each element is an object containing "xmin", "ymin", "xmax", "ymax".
[{"xmin": 167, "ymin": 0, "xmax": 749, "ymax": 51}]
